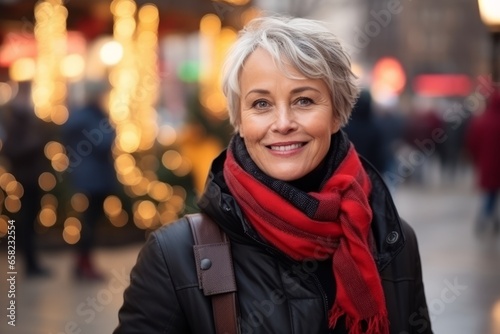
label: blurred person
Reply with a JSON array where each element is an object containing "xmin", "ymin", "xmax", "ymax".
[
  {"xmin": 61, "ymin": 81, "xmax": 118, "ymax": 280},
  {"xmin": 403, "ymin": 103, "xmax": 443, "ymax": 185},
  {"xmin": 114, "ymin": 16, "xmax": 432, "ymax": 334},
  {"xmin": 376, "ymin": 104, "xmax": 407, "ymax": 190},
  {"xmin": 1, "ymin": 81, "xmax": 53, "ymax": 277},
  {"xmin": 466, "ymin": 89, "xmax": 500, "ymax": 233},
  {"xmin": 343, "ymin": 89, "xmax": 386, "ymax": 173},
  {"xmin": 440, "ymin": 105, "xmax": 471, "ymax": 184}
]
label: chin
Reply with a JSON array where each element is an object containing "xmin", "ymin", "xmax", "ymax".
[{"xmin": 265, "ymin": 169, "xmax": 306, "ymax": 181}]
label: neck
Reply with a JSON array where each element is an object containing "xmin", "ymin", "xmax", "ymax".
[{"xmin": 289, "ymin": 160, "xmax": 328, "ymax": 192}]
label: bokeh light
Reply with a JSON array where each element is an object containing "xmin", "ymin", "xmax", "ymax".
[
  {"xmin": 61, "ymin": 54, "xmax": 85, "ymax": 79},
  {"xmin": 71, "ymin": 193, "xmax": 89, "ymax": 213},
  {"xmin": 4, "ymin": 195, "xmax": 21, "ymax": 213},
  {"xmin": 39, "ymin": 172, "xmax": 57, "ymax": 192},
  {"xmin": 100, "ymin": 40, "xmax": 124, "ymax": 66},
  {"xmin": 9, "ymin": 57, "xmax": 36, "ymax": 82},
  {"xmin": 103, "ymin": 195, "xmax": 122, "ymax": 217},
  {"xmin": 39, "ymin": 207, "xmax": 57, "ymax": 227},
  {"xmin": 63, "ymin": 225, "xmax": 81, "ymax": 244}
]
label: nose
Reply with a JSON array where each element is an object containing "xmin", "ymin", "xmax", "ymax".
[{"xmin": 271, "ymin": 105, "xmax": 298, "ymax": 134}]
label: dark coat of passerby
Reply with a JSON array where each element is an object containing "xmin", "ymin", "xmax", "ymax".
[
  {"xmin": 466, "ymin": 89, "xmax": 500, "ymax": 232},
  {"xmin": 114, "ymin": 16, "xmax": 432, "ymax": 334},
  {"xmin": 343, "ymin": 89, "xmax": 386, "ymax": 173},
  {"xmin": 62, "ymin": 82, "xmax": 119, "ymax": 280}
]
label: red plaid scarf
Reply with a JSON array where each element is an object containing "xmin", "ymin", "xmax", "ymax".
[{"xmin": 223, "ymin": 140, "xmax": 389, "ymax": 334}]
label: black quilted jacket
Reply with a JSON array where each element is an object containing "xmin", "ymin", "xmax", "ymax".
[{"xmin": 114, "ymin": 151, "xmax": 433, "ymax": 334}]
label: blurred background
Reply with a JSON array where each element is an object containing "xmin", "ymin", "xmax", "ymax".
[{"xmin": 0, "ymin": 0, "xmax": 499, "ymax": 333}]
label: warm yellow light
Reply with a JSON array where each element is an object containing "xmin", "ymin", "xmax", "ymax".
[
  {"xmin": 71, "ymin": 193, "xmax": 89, "ymax": 213},
  {"xmin": 478, "ymin": 0, "xmax": 500, "ymax": 30},
  {"xmin": 0, "ymin": 215, "xmax": 8, "ymax": 237},
  {"xmin": 51, "ymin": 152, "xmax": 69, "ymax": 172},
  {"xmin": 0, "ymin": 82, "xmax": 14, "ymax": 106},
  {"xmin": 5, "ymin": 181, "xmax": 20, "ymax": 196},
  {"xmin": 100, "ymin": 41, "xmax": 124, "ymax": 66},
  {"xmin": 33, "ymin": 0, "xmax": 68, "ymax": 125},
  {"xmin": 162, "ymin": 150, "xmax": 183, "ymax": 170},
  {"xmin": 137, "ymin": 31, "xmax": 158, "ymax": 47},
  {"xmin": 50, "ymin": 105, "xmax": 69, "ymax": 125},
  {"xmin": 115, "ymin": 69, "xmax": 139, "ymax": 90},
  {"xmin": 172, "ymin": 185, "xmax": 187, "ymax": 199},
  {"xmin": 104, "ymin": 195, "xmax": 122, "ymax": 217},
  {"xmin": 44, "ymin": 141, "xmax": 65, "ymax": 160},
  {"xmin": 157, "ymin": 124, "xmax": 177, "ymax": 146},
  {"xmin": 115, "ymin": 153, "xmax": 136, "ymax": 174},
  {"xmin": 114, "ymin": 17, "xmax": 136, "ymax": 38},
  {"xmin": 64, "ymin": 217, "xmax": 82, "ymax": 231},
  {"xmin": 32, "ymin": 82, "xmax": 52, "ymax": 103},
  {"xmin": 9, "ymin": 58, "xmax": 36, "ymax": 82},
  {"xmin": 4, "ymin": 195, "xmax": 21, "ymax": 213},
  {"xmin": 118, "ymin": 166, "xmax": 142, "ymax": 186},
  {"xmin": 52, "ymin": 82, "xmax": 67, "ymax": 102},
  {"xmin": 38, "ymin": 172, "xmax": 57, "ymax": 192},
  {"xmin": 130, "ymin": 177, "xmax": 149, "ymax": 196},
  {"xmin": 133, "ymin": 213, "xmax": 147, "ymax": 229},
  {"xmin": 201, "ymin": 89, "xmax": 227, "ymax": 118},
  {"xmin": 117, "ymin": 123, "xmax": 141, "ymax": 152},
  {"xmin": 61, "ymin": 54, "xmax": 85, "ymax": 79},
  {"xmin": 39, "ymin": 207, "xmax": 57, "ymax": 227},
  {"xmin": 41, "ymin": 194, "xmax": 58, "ymax": 209},
  {"xmin": 138, "ymin": 123, "xmax": 158, "ymax": 151},
  {"xmin": 200, "ymin": 14, "xmax": 221, "ymax": 35},
  {"xmin": 0, "ymin": 173, "xmax": 15, "ymax": 191},
  {"xmin": 169, "ymin": 195, "xmax": 185, "ymax": 214},
  {"xmin": 148, "ymin": 182, "xmax": 172, "ymax": 202},
  {"xmin": 138, "ymin": 4, "xmax": 159, "ymax": 23},
  {"xmin": 63, "ymin": 225, "xmax": 80, "ymax": 244},
  {"xmin": 113, "ymin": 0, "xmax": 136, "ymax": 17},
  {"xmin": 172, "ymin": 159, "xmax": 192, "ymax": 177},
  {"xmin": 137, "ymin": 200, "xmax": 156, "ymax": 220},
  {"xmin": 110, "ymin": 210, "xmax": 128, "ymax": 227}
]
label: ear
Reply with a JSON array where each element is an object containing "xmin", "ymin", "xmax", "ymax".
[{"xmin": 330, "ymin": 118, "xmax": 341, "ymax": 134}]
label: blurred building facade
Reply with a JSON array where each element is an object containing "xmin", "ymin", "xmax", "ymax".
[{"xmin": 363, "ymin": 0, "xmax": 490, "ymax": 102}]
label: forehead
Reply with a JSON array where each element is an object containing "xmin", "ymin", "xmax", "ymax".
[{"xmin": 240, "ymin": 48, "xmax": 308, "ymax": 83}]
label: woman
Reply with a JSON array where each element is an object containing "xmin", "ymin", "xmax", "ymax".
[{"xmin": 114, "ymin": 16, "xmax": 432, "ymax": 334}]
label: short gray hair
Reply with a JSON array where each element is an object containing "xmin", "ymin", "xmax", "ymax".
[{"xmin": 222, "ymin": 15, "xmax": 359, "ymax": 131}]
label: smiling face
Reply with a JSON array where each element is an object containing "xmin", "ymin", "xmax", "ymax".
[{"xmin": 238, "ymin": 48, "xmax": 340, "ymax": 181}]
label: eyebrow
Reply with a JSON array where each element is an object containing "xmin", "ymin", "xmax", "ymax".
[{"xmin": 244, "ymin": 86, "xmax": 322, "ymax": 99}]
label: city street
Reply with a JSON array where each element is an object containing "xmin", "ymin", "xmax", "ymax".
[{"xmin": 1, "ymin": 179, "xmax": 500, "ymax": 334}]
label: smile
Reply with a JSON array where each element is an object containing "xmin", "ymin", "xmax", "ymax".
[{"xmin": 268, "ymin": 143, "xmax": 304, "ymax": 152}]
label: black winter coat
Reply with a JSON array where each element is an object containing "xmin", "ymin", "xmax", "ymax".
[{"xmin": 114, "ymin": 151, "xmax": 433, "ymax": 334}]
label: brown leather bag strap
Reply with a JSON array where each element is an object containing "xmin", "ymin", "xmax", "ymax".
[{"xmin": 186, "ymin": 213, "xmax": 240, "ymax": 334}]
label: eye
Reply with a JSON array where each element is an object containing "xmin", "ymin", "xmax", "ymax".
[
  {"xmin": 295, "ymin": 97, "xmax": 313, "ymax": 107},
  {"xmin": 252, "ymin": 99, "xmax": 270, "ymax": 109}
]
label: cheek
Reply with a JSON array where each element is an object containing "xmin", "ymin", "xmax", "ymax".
[{"xmin": 238, "ymin": 116, "xmax": 261, "ymax": 140}]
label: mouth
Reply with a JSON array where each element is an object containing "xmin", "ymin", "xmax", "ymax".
[{"xmin": 267, "ymin": 142, "xmax": 306, "ymax": 152}]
